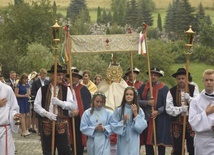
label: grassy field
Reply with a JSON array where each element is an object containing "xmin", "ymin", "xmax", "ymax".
[
  {"xmin": 171, "ymin": 63, "xmax": 213, "ymax": 92},
  {"xmin": 1, "ymin": 0, "xmax": 213, "ymax": 9},
  {"xmin": 1, "ymin": 0, "xmax": 214, "ymax": 25}
]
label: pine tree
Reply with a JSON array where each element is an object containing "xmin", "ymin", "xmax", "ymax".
[
  {"xmin": 14, "ymin": 0, "xmax": 24, "ymax": 5},
  {"xmin": 111, "ymin": 0, "xmax": 126, "ymax": 26},
  {"xmin": 67, "ymin": 0, "xmax": 90, "ymax": 23},
  {"xmin": 97, "ymin": 6, "xmax": 101, "ymax": 24},
  {"xmin": 164, "ymin": 3, "xmax": 174, "ymax": 33},
  {"xmin": 53, "ymin": 1, "xmax": 57, "ymax": 19},
  {"xmin": 138, "ymin": 0, "xmax": 154, "ymax": 26},
  {"xmin": 157, "ymin": 13, "xmax": 162, "ymax": 31},
  {"xmin": 102, "ymin": 9, "xmax": 108, "ymax": 24},
  {"xmin": 165, "ymin": 0, "xmax": 195, "ymax": 39},
  {"xmin": 107, "ymin": 11, "xmax": 112, "ymax": 23},
  {"xmin": 125, "ymin": 0, "xmax": 138, "ymax": 28}
]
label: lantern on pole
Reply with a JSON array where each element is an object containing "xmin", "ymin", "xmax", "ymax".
[
  {"xmin": 184, "ymin": 25, "xmax": 195, "ymax": 52},
  {"xmin": 51, "ymin": 20, "xmax": 61, "ymax": 43},
  {"xmin": 50, "ymin": 19, "xmax": 62, "ymax": 155},
  {"xmin": 181, "ymin": 25, "xmax": 195, "ymax": 155}
]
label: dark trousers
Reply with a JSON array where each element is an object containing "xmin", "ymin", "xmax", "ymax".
[
  {"xmin": 171, "ymin": 124, "xmax": 194, "ymax": 155},
  {"xmin": 71, "ymin": 116, "xmax": 84, "ymax": 155},
  {"xmin": 145, "ymin": 144, "xmax": 165, "ymax": 155},
  {"xmin": 40, "ymin": 119, "xmax": 72, "ymax": 155}
]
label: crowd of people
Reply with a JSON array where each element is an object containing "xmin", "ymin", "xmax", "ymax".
[{"xmin": 0, "ymin": 61, "xmax": 213, "ymax": 155}]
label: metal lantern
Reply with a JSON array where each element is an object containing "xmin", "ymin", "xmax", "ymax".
[
  {"xmin": 185, "ymin": 25, "xmax": 195, "ymax": 48},
  {"xmin": 51, "ymin": 20, "xmax": 61, "ymax": 43}
]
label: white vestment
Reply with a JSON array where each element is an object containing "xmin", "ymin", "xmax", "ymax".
[
  {"xmin": 0, "ymin": 81, "xmax": 19, "ymax": 155},
  {"xmin": 98, "ymin": 79, "xmax": 128, "ymax": 111},
  {"xmin": 189, "ymin": 90, "xmax": 214, "ymax": 155}
]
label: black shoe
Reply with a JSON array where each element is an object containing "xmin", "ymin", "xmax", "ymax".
[{"xmin": 28, "ymin": 128, "xmax": 33, "ymax": 132}]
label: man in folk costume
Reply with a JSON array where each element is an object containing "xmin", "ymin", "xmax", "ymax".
[
  {"xmin": 166, "ymin": 68, "xmax": 199, "ymax": 155},
  {"xmin": 138, "ymin": 67, "xmax": 172, "ymax": 155},
  {"xmin": 125, "ymin": 67, "xmax": 143, "ymax": 90},
  {"xmin": 0, "ymin": 80, "xmax": 20, "ymax": 155},
  {"xmin": 34, "ymin": 64, "xmax": 77, "ymax": 155},
  {"xmin": 188, "ymin": 69, "xmax": 214, "ymax": 155},
  {"xmin": 66, "ymin": 67, "xmax": 91, "ymax": 155}
]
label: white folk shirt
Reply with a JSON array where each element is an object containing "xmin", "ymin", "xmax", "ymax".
[
  {"xmin": 189, "ymin": 90, "xmax": 214, "ymax": 155},
  {"xmin": 0, "ymin": 81, "xmax": 19, "ymax": 155},
  {"xmin": 166, "ymin": 87, "xmax": 199, "ymax": 116},
  {"xmin": 34, "ymin": 84, "xmax": 77, "ymax": 117}
]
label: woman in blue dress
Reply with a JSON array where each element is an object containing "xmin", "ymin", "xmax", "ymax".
[
  {"xmin": 110, "ymin": 86, "xmax": 147, "ymax": 155},
  {"xmin": 15, "ymin": 73, "xmax": 31, "ymax": 136},
  {"xmin": 80, "ymin": 91, "xmax": 113, "ymax": 155}
]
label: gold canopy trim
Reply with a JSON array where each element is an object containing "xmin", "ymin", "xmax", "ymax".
[{"xmin": 70, "ymin": 34, "xmax": 139, "ymax": 53}]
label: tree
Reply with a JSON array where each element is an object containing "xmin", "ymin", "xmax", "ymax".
[
  {"xmin": 70, "ymin": 9, "xmax": 90, "ymax": 35},
  {"xmin": 165, "ymin": 3, "xmax": 174, "ymax": 33},
  {"xmin": 164, "ymin": 0, "xmax": 195, "ymax": 39},
  {"xmin": 195, "ymin": 3, "xmax": 212, "ymax": 32},
  {"xmin": 20, "ymin": 43, "xmax": 53, "ymax": 73},
  {"xmin": 0, "ymin": 0, "xmax": 55, "ymax": 74},
  {"xmin": 157, "ymin": 13, "xmax": 162, "ymax": 31},
  {"xmin": 97, "ymin": 6, "xmax": 101, "ymax": 23},
  {"xmin": 14, "ymin": 0, "xmax": 24, "ymax": 5},
  {"xmin": 67, "ymin": 0, "xmax": 90, "ymax": 23},
  {"xmin": 125, "ymin": 0, "xmax": 138, "ymax": 28},
  {"xmin": 111, "ymin": 0, "xmax": 126, "ymax": 26},
  {"xmin": 53, "ymin": 1, "xmax": 57, "ymax": 18},
  {"xmin": 198, "ymin": 21, "xmax": 214, "ymax": 47},
  {"xmin": 138, "ymin": 0, "xmax": 154, "ymax": 26}
]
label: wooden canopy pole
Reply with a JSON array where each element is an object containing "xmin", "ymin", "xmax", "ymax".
[
  {"xmin": 128, "ymin": 28, "xmax": 135, "ymax": 87},
  {"xmin": 143, "ymin": 23, "xmax": 157, "ymax": 155},
  {"xmin": 64, "ymin": 25, "xmax": 77, "ymax": 155}
]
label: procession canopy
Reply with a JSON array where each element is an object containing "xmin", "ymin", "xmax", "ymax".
[{"xmin": 70, "ymin": 34, "xmax": 139, "ymax": 53}]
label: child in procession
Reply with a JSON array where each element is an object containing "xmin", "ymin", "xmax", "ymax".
[
  {"xmin": 110, "ymin": 86, "xmax": 147, "ymax": 155},
  {"xmin": 80, "ymin": 91, "xmax": 113, "ymax": 155}
]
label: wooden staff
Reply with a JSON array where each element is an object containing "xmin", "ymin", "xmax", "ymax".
[
  {"xmin": 128, "ymin": 28, "xmax": 135, "ymax": 87},
  {"xmin": 181, "ymin": 54, "xmax": 190, "ymax": 155},
  {"xmin": 65, "ymin": 25, "xmax": 77, "ymax": 155},
  {"xmin": 129, "ymin": 51, "xmax": 135, "ymax": 86},
  {"xmin": 143, "ymin": 23, "xmax": 157, "ymax": 155},
  {"xmin": 51, "ymin": 47, "xmax": 58, "ymax": 155},
  {"xmin": 182, "ymin": 26, "xmax": 195, "ymax": 155}
]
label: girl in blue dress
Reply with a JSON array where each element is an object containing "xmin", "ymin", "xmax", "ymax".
[
  {"xmin": 80, "ymin": 91, "xmax": 113, "ymax": 155},
  {"xmin": 15, "ymin": 73, "xmax": 31, "ymax": 136},
  {"xmin": 110, "ymin": 86, "xmax": 147, "ymax": 155}
]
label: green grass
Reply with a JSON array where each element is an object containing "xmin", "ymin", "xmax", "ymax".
[{"xmin": 171, "ymin": 63, "xmax": 213, "ymax": 91}]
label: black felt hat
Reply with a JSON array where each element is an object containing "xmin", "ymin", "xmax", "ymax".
[
  {"xmin": 147, "ymin": 67, "xmax": 164, "ymax": 77},
  {"xmin": 66, "ymin": 67, "xmax": 83, "ymax": 79},
  {"xmin": 47, "ymin": 64, "xmax": 66, "ymax": 73},
  {"xmin": 125, "ymin": 67, "xmax": 140, "ymax": 76},
  {"xmin": 172, "ymin": 68, "xmax": 189, "ymax": 78}
]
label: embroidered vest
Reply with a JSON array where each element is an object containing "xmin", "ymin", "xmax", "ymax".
[
  {"xmin": 41, "ymin": 84, "xmax": 68, "ymax": 116},
  {"xmin": 170, "ymin": 84, "xmax": 194, "ymax": 123}
]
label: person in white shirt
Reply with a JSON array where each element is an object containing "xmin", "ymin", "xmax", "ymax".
[
  {"xmin": 0, "ymin": 81, "xmax": 20, "ymax": 155},
  {"xmin": 189, "ymin": 69, "xmax": 214, "ymax": 155},
  {"xmin": 34, "ymin": 64, "xmax": 77, "ymax": 155},
  {"xmin": 166, "ymin": 68, "xmax": 199, "ymax": 155}
]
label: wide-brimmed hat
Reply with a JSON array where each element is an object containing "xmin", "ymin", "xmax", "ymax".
[
  {"xmin": 172, "ymin": 68, "xmax": 189, "ymax": 78},
  {"xmin": 47, "ymin": 64, "xmax": 66, "ymax": 73},
  {"xmin": 66, "ymin": 67, "xmax": 83, "ymax": 79},
  {"xmin": 147, "ymin": 67, "xmax": 164, "ymax": 77},
  {"xmin": 125, "ymin": 67, "xmax": 140, "ymax": 76}
]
